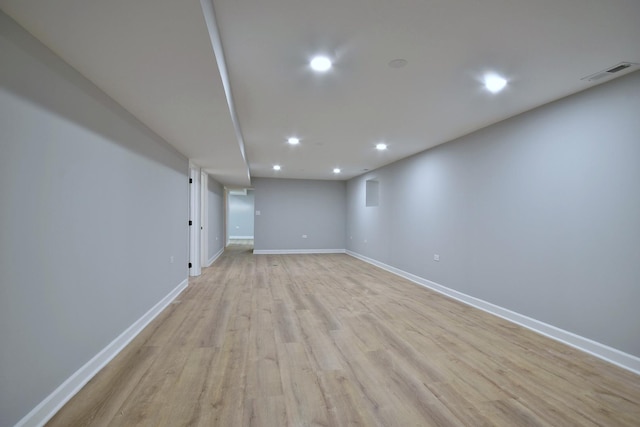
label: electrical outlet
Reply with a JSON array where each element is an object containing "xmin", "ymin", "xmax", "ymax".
[
  {"xmin": 170, "ymin": 256, "xmax": 175, "ymax": 263},
  {"xmin": 302, "ymin": 234, "xmax": 308, "ymax": 238},
  {"xmin": 255, "ymin": 210, "xmax": 261, "ymax": 215},
  {"xmin": 433, "ymin": 254, "xmax": 440, "ymax": 261}
]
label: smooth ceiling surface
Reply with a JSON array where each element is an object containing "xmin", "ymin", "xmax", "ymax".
[
  {"xmin": 2, "ymin": 0, "xmax": 640, "ymax": 184},
  {"xmin": 214, "ymin": 0, "xmax": 640, "ymax": 180},
  {"xmin": 0, "ymin": 0, "xmax": 250, "ymax": 186}
]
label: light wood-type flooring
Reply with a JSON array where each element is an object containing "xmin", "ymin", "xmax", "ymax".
[{"xmin": 48, "ymin": 244, "xmax": 640, "ymax": 426}]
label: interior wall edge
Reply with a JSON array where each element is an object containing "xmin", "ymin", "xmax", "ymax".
[
  {"xmin": 14, "ymin": 278, "xmax": 189, "ymax": 427},
  {"xmin": 346, "ymin": 250, "xmax": 640, "ymax": 376},
  {"xmin": 206, "ymin": 247, "xmax": 225, "ymax": 268}
]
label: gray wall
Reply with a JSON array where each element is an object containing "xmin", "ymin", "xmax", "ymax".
[
  {"xmin": 347, "ymin": 71, "xmax": 640, "ymax": 357},
  {"xmin": 207, "ymin": 175, "xmax": 225, "ymax": 261},
  {"xmin": 254, "ymin": 178, "xmax": 346, "ymax": 251},
  {"xmin": 227, "ymin": 190, "xmax": 254, "ymax": 239},
  {"xmin": 0, "ymin": 12, "xmax": 189, "ymax": 426}
]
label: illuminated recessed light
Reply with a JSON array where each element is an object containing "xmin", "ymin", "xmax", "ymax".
[
  {"xmin": 287, "ymin": 137, "xmax": 300, "ymax": 145},
  {"xmin": 376, "ymin": 143, "xmax": 387, "ymax": 151},
  {"xmin": 273, "ymin": 165, "xmax": 281, "ymax": 171},
  {"xmin": 310, "ymin": 56, "xmax": 332, "ymax": 72},
  {"xmin": 333, "ymin": 168, "xmax": 341, "ymax": 174},
  {"xmin": 484, "ymin": 74, "xmax": 507, "ymax": 93}
]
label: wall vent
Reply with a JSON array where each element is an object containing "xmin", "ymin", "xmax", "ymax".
[
  {"xmin": 365, "ymin": 179, "xmax": 379, "ymax": 207},
  {"xmin": 581, "ymin": 62, "xmax": 639, "ymax": 82}
]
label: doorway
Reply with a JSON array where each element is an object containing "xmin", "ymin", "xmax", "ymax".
[{"xmin": 226, "ymin": 188, "xmax": 254, "ymax": 250}]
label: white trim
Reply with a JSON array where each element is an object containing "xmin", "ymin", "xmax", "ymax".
[
  {"xmin": 229, "ymin": 235, "xmax": 254, "ymax": 240},
  {"xmin": 253, "ymin": 249, "xmax": 346, "ymax": 255},
  {"xmin": 346, "ymin": 250, "xmax": 640, "ymax": 376},
  {"xmin": 199, "ymin": 0, "xmax": 251, "ymax": 185},
  {"xmin": 200, "ymin": 170, "xmax": 208, "ymax": 266},
  {"xmin": 205, "ymin": 247, "xmax": 224, "ymax": 267},
  {"xmin": 15, "ymin": 278, "xmax": 189, "ymax": 427},
  {"xmin": 189, "ymin": 167, "xmax": 201, "ymax": 277}
]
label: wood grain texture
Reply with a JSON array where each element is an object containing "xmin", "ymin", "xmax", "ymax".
[{"xmin": 47, "ymin": 244, "xmax": 640, "ymax": 426}]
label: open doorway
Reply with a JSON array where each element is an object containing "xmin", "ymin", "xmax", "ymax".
[{"xmin": 226, "ymin": 188, "xmax": 254, "ymax": 250}]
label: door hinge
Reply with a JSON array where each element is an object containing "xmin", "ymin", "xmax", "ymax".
[
  {"xmin": 188, "ymin": 262, "xmax": 192, "ymax": 268},
  {"xmin": 189, "ymin": 220, "xmax": 192, "ymax": 226}
]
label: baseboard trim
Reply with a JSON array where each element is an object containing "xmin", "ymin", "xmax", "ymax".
[
  {"xmin": 346, "ymin": 250, "xmax": 640, "ymax": 376},
  {"xmin": 253, "ymin": 249, "xmax": 346, "ymax": 255},
  {"xmin": 229, "ymin": 236, "xmax": 254, "ymax": 239},
  {"xmin": 205, "ymin": 247, "xmax": 224, "ymax": 267},
  {"xmin": 15, "ymin": 278, "xmax": 189, "ymax": 427}
]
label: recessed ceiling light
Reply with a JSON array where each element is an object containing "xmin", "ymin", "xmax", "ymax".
[
  {"xmin": 333, "ymin": 168, "xmax": 341, "ymax": 174},
  {"xmin": 310, "ymin": 56, "xmax": 332, "ymax": 72},
  {"xmin": 484, "ymin": 74, "xmax": 507, "ymax": 93},
  {"xmin": 388, "ymin": 59, "xmax": 408, "ymax": 68},
  {"xmin": 287, "ymin": 137, "xmax": 300, "ymax": 145},
  {"xmin": 273, "ymin": 165, "xmax": 281, "ymax": 171},
  {"xmin": 376, "ymin": 143, "xmax": 387, "ymax": 150}
]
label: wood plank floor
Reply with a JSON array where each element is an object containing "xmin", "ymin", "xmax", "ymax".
[{"xmin": 47, "ymin": 245, "xmax": 640, "ymax": 426}]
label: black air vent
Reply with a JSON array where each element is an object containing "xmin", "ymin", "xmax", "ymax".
[
  {"xmin": 607, "ymin": 64, "xmax": 631, "ymax": 73},
  {"xmin": 581, "ymin": 62, "xmax": 639, "ymax": 82}
]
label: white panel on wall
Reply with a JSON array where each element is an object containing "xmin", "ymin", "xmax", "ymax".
[{"xmin": 365, "ymin": 179, "xmax": 379, "ymax": 207}]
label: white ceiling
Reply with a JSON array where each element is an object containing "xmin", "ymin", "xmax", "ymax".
[
  {"xmin": 0, "ymin": 0, "xmax": 250, "ymax": 186},
  {"xmin": 2, "ymin": 0, "xmax": 639, "ymax": 185}
]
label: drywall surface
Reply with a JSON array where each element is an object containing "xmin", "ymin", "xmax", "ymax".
[
  {"xmin": 347, "ymin": 71, "xmax": 640, "ymax": 357},
  {"xmin": 254, "ymin": 178, "xmax": 346, "ymax": 251},
  {"xmin": 0, "ymin": 11, "xmax": 189, "ymax": 426},
  {"xmin": 207, "ymin": 175, "xmax": 225, "ymax": 260},
  {"xmin": 227, "ymin": 190, "xmax": 254, "ymax": 239}
]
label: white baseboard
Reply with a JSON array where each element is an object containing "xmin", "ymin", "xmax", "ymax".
[
  {"xmin": 15, "ymin": 278, "xmax": 189, "ymax": 427},
  {"xmin": 346, "ymin": 250, "xmax": 640, "ymax": 376},
  {"xmin": 253, "ymin": 249, "xmax": 346, "ymax": 255},
  {"xmin": 205, "ymin": 247, "xmax": 224, "ymax": 267},
  {"xmin": 229, "ymin": 236, "xmax": 254, "ymax": 239}
]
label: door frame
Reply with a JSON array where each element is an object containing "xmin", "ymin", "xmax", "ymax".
[
  {"xmin": 188, "ymin": 165, "xmax": 201, "ymax": 276},
  {"xmin": 200, "ymin": 170, "xmax": 208, "ymax": 267}
]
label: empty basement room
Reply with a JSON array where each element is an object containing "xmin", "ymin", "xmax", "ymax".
[{"xmin": 1, "ymin": 1, "xmax": 640, "ymax": 426}]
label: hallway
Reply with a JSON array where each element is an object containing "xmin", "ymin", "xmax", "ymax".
[{"xmin": 47, "ymin": 250, "xmax": 640, "ymax": 426}]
